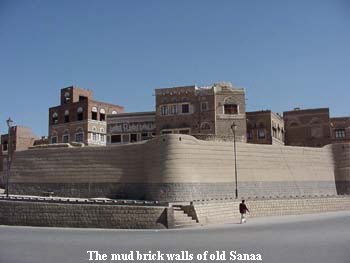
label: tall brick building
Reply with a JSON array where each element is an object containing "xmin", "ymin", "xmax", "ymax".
[
  {"xmin": 48, "ymin": 86, "xmax": 123, "ymax": 145},
  {"xmin": 246, "ymin": 110, "xmax": 285, "ymax": 145},
  {"xmin": 154, "ymin": 82, "xmax": 247, "ymax": 141}
]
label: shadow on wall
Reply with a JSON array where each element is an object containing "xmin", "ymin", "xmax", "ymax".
[{"xmin": 332, "ymin": 143, "xmax": 350, "ymax": 195}]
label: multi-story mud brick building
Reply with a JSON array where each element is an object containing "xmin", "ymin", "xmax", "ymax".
[
  {"xmin": 283, "ymin": 108, "xmax": 332, "ymax": 147},
  {"xmin": 48, "ymin": 86, "xmax": 123, "ymax": 145},
  {"xmin": 154, "ymin": 82, "xmax": 247, "ymax": 142},
  {"xmin": 107, "ymin": 111, "xmax": 156, "ymax": 144},
  {"xmin": 246, "ymin": 110, "xmax": 285, "ymax": 145}
]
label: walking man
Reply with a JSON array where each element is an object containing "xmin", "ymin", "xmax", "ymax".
[{"xmin": 239, "ymin": 200, "xmax": 250, "ymax": 224}]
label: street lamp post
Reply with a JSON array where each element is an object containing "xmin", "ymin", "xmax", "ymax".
[
  {"xmin": 6, "ymin": 117, "xmax": 13, "ymax": 198},
  {"xmin": 231, "ymin": 122, "xmax": 238, "ymax": 199}
]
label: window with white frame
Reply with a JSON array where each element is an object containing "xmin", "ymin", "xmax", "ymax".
[
  {"xmin": 62, "ymin": 130, "xmax": 69, "ymax": 143},
  {"xmin": 91, "ymin": 107, "xmax": 98, "ymax": 120},
  {"xmin": 77, "ymin": 107, "xmax": 83, "ymax": 121},
  {"xmin": 258, "ymin": 126, "xmax": 266, "ymax": 139},
  {"xmin": 51, "ymin": 131, "xmax": 58, "ymax": 144},
  {"xmin": 52, "ymin": 112, "xmax": 58, "ymax": 124},
  {"xmin": 335, "ymin": 129, "xmax": 346, "ymax": 138},
  {"xmin": 161, "ymin": 105, "xmax": 168, "ymax": 115},
  {"xmin": 170, "ymin": 105, "xmax": 177, "ymax": 115},
  {"xmin": 92, "ymin": 127, "xmax": 97, "ymax": 141},
  {"xmin": 100, "ymin": 127, "xmax": 105, "ymax": 142},
  {"xmin": 100, "ymin": 108, "xmax": 106, "ymax": 121},
  {"xmin": 75, "ymin": 128, "xmax": 84, "ymax": 142}
]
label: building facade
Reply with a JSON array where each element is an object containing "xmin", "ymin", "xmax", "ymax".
[
  {"xmin": 283, "ymin": 108, "xmax": 331, "ymax": 147},
  {"xmin": 155, "ymin": 82, "xmax": 247, "ymax": 141},
  {"xmin": 1, "ymin": 126, "xmax": 38, "ymax": 153},
  {"xmin": 107, "ymin": 112, "xmax": 156, "ymax": 144},
  {"xmin": 331, "ymin": 117, "xmax": 350, "ymax": 143},
  {"xmin": 48, "ymin": 86, "xmax": 124, "ymax": 146},
  {"xmin": 246, "ymin": 110, "xmax": 285, "ymax": 145}
]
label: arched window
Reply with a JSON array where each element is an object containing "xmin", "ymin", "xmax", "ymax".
[
  {"xmin": 258, "ymin": 123, "xmax": 265, "ymax": 139},
  {"xmin": 52, "ymin": 112, "xmax": 58, "ymax": 124},
  {"xmin": 75, "ymin": 127, "xmax": 84, "ymax": 143},
  {"xmin": 64, "ymin": 92, "xmax": 70, "ymax": 103},
  {"xmin": 51, "ymin": 131, "xmax": 58, "ymax": 144},
  {"xmin": 77, "ymin": 107, "xmax": 83, "ymax": 121},
  {"xmin": 100, "ymin": 108, "xmax": 106, "ymax": 121},
  {"xmin": 91, "ymin": 107, "xmax": 98, "ymax": 120},
  {"xmin": 64, "ymin": 110, "xmax": 69, "ymax": 123},
  {"xmin": 92, "ymin": 127, "xmax": 97, "ymax": 141},
  {"xmin": 100, "ymin": 128, "xmax": 105, "ymax": 142},
  {"xmin": 223, "ymin": 97, "xmax": 238, "ymax": 115},
  {"xmin": 62, "ymin": 130, "xmax": 70, "ymax": 143},
  {"xmin": 111, "ymin": 110, "xmax": 118, "ymax": 115}
]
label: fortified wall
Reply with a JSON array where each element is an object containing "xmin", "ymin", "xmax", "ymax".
[{"xmin": 1, "ymin": 135, "xmax": 349, "ymax": 201}]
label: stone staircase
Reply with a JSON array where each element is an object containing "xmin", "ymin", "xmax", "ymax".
[{"xmin": 173, "ymin": 206, "xmax": 199, "ymax": 228}]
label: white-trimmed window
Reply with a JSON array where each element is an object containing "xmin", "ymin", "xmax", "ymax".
[
  {"xmin": 51, "ymin": 131, "xmax": 58, "ymax": 144},
  {"xmin": 111, "ymin": 110, "xmax": 118, "ymax": 115},
  {"xmin": 91, "ymin": 107, "xmax": 98, "ymax": 120},
  {"xmin": 335, "ymin": 129, "xmax": 346, "ymax": 139},
  {"xmin": 77, "ymin": 107, "xmax": 84, "ymax": 121},
  {"xmin": 62, "ymin": 130, "xmax": 70, "ymax": 143},
  {"xmin": 170, "ymin": 105, "xmax": 177, "ymax": 115},
  {"xmin": 92, "ymin": 127, "xmax": 97, "ymax": 141},
  {"xmin": 100, "ymin": 108, "xmax": 106, "ymax": 121},
  {"xmin": 161, "ymin": 105, "xmax": 168, "ymax": 115},
  {"xmin": 75, "ymin": 128, "xmax": 84, "ymax": 142},
  {"xmin": 64, "ymin": 92, "xmax": 70, "ymax": 103},
  {"xmin": 52, "ymin": 112, "xmax": 58, "ymax": 124},
  {"xmin": 258, "ymin": 125, "xmax": 266, "ymax": 139},
  {"xmin": 100, "ymin": 127, "xmax": 105, "ymax": 141}
]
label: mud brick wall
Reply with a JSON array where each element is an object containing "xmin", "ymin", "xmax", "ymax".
[
  {"xmin": 1, "ymin": 135, "xmax": 349, "ymax": 201},
  {"xmin": 0, "ymin": 200, "xmax": 167, "ymax": 229}
]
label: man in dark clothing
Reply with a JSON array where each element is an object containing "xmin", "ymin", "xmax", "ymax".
[{"xmin": 239, "ymin": 200, "xmax": 250, "ymax": 224}]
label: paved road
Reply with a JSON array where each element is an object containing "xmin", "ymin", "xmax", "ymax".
[{"xmin": 1, "ymin": 211, "xmax": 350, "ymax": 263}]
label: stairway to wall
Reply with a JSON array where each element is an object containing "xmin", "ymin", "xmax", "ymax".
[{"xmin": 172, "ymin": 206, "xmax": 199, "ymax": 228}]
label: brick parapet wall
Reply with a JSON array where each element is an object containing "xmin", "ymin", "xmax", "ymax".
[
  {"xmin": 0, "ymin": 200, "xmax": 167, "ymax": 229},
  {"xmin": 193, "ymin": 196, "xmax": 350, "ymax": 225}
]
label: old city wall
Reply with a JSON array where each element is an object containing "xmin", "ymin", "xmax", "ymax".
[{"xmin": 1, "ymin": 134, "xmax": 349, "ymax": 201}]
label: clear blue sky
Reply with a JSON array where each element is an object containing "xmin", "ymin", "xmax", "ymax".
[{"xmin": 1, "ymin": 0, "xmax": 349, "ymax": 136}]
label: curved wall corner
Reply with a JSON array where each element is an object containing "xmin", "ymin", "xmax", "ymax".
[
  {"xmin": 332, "ymin": 143, "xmax": 350, "ymax": 194},
  {"xmin": 143, "ymin": 134, "xmax": 236, "ymax": 202}
]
